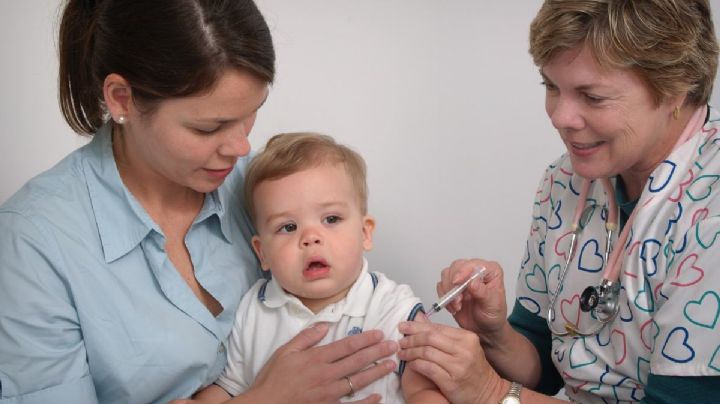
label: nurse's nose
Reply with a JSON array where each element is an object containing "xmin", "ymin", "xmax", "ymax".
[{"xmin": 548, "ymin": 96, "xmax": 584, "ymax": 131}]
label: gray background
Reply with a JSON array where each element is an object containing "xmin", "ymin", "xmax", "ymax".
[{"xmin": 2, "ymin": 1, "xmax": 720, "ymax": 328}]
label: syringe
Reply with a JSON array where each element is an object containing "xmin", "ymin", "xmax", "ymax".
[{"xmin": 425, "ymin": 267, "xmax": 487, "ymax": 319}]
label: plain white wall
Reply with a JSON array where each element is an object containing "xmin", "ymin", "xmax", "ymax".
[{"xmin": 2, "ymin": 1, "xmax": 720, "ymax": 326}]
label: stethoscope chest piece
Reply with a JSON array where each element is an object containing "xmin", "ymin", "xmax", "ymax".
[{"xmin": 579, "ymin": 279, "xmax": 621, "ymax": 322}]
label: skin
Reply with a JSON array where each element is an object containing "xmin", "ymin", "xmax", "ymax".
[
  {"xmin": 397, "ymin": 43, "xmax": 695, "ymax": 403},
  {"xmin": 251, "ymin": 163, "xmax": 375, "ymax": 313},
  {"xmin": 104, "ymin": 70, "xmax": 397, "ymax": 403},
  {"xmin": 177, "ymin": 163, "xmax": 446, "ymax": 403},
  {"xmin": 542, "ymin": 44, "xmax": 689, "ymax": 199},
  {"xmin": 105, "ymin": 69, "xmax": 268, "ymax": 314}
]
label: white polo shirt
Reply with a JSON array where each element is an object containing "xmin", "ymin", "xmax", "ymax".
[{"xmin": 216, "ymin": 259, "xmax": 424, "ymax": 403}]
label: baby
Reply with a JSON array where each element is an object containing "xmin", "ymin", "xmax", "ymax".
[{"xmin": 191, "ymin": 133, "xmax": 446, "ymax": 403}]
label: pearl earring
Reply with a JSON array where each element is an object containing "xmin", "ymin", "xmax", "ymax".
[{"xmin": 116, "ymin": 115, "xmax": 127, "ymax": 125}]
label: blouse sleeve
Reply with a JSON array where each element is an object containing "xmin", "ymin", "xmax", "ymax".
[{"xmin": 0, "ymin": 211, "xmax": 98, "ymax": 403}]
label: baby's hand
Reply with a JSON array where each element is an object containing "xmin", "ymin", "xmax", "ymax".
[{"xmin": 166, "ymin": 399, "xmax": 196, "ymax": 404}]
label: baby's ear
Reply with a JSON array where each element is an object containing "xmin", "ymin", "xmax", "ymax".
[
  {"xmin": 251, "ymin": 236, "xmax": 270, "ymax": 271},
  {"xmin": 362, "ymin": 216, "xmax": 376, "ymax": 251}
]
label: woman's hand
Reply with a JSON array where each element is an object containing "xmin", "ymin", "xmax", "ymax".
[
  {"xmin": 245, "ymin": 322, "xmax": 398, "ymax": 404},
  {"xmin": 439, "ymin": 259, "xmax": 508, "ymax": 341},
  {"xmin": 397, "ymin": 321, "xmax": 506, "ymax": 404}
]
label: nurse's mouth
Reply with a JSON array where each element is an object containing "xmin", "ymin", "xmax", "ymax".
[{"xmin": 570, "ymin": 141, "xmax": 604, "ymax": 157}]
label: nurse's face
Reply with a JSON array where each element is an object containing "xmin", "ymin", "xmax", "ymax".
[
  {"xmin": 542, "ymin": 45, "xmax": 678, "ymax": 183},
  {"xmin": 117, "ymin": 69, "xmax": 268, "ymax": 194}
]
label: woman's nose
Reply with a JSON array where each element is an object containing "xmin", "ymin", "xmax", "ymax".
[{"xmin": 219, "ymin": 126, "xmax": 251, "ymax": 158}]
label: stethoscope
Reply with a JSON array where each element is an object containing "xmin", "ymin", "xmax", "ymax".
[
  {"xmin": 546, "ymin": 106, "xmax": 708, "ymax": 338},
  {"xmin": 546, "ymin": 177, "xmax": 624, "ymax": 337}
]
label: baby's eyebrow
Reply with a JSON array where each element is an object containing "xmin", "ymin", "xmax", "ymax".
[
  {"xmin": 318, "ymin": 201, "xmax": 350, "ymax": 209},
  {"xmin": 263, "ymin": 211, "xmax": 292, "ymax": 226}
]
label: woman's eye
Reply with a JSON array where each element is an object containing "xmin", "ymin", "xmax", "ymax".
[
  {"xmin": 193, "ymin": 126, "xmax": 221, "ymax": 135},
  {"xmin": 323, "ymin": 215, "xmax": 341, "ymax": 224},
  {"xmin": 278, "ymin": 223, "xmax": 297, "ymax": 233}
]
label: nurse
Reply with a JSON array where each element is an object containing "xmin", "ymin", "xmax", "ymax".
[
  {"xmin": 0, "ymin": 1, "xmax": 395, "ymax": 403},
  {"xmin": 398, "ymin": 1, "xmax": 720, "ymax": 402}
]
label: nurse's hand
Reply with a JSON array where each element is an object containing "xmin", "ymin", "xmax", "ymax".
[
  {"xmin": 397, "ymin": 321, "xmax": 506, "ymax": 404},
  {"xmin": 438, "ymin": 259, "xmax": 508, "ymax": 340},
  {"xmin": 245, "ymin": 322, "xmax": 397, "ymax": 403}
]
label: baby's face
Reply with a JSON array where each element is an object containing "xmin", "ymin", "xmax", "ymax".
[{"xmin": 251, "ymin": 163, "xmax": 374, "ymax": 313}]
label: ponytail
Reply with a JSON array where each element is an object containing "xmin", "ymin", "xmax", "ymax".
[{"xmin": 58, "ymin": 0, "xmax": 103, "ymax": 134}]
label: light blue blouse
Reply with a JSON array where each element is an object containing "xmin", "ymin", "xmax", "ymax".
[{"xmin": 0, "ymin": 124, "xmax": 262, "ymax": 403}]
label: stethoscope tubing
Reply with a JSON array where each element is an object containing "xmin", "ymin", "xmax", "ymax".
[
  {"xmin": 545, "ymin": 106, "xmax": 708, "ymax": 337},
  {"xmin": 546, "ymin": 179, "xmax": 621, "ymax": 337}
]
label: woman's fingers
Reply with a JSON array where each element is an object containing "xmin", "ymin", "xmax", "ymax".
[
  {"xmin": 280, "ymin": 322, "xmax": 330, "ymax": 353},
  {"xmin": 251, "ymin": 326, "xmax": 396, "ymax": 403},
  {"xmin": 348, "ymin": 393, "xmax": 382, "ymax": 404},
  {"xmin": 337, "ymin": 359, "xmax": 396, "ymax": 394},
  {"xmin": 313, "ymin": 328, "xmax": 388, "ymax": 363},
  {"xmin": 317, "ymin": 331, "xmax": 398, "ymax": 377}
]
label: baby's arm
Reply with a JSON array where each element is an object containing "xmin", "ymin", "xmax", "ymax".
[
  {"xmin": 193, "ymin": 384, "xmax": 232, "ymax": 403},
  {"xmin": 167, "ymin": 384, "xmax": 231, "ymax": 404},
  {"xmin": 402, "ymin": 367, "xmax": 449, "ymax": 403},
  {"xmin": 401, "ymin": 316, "xmax": 450, "ymax": 404}
]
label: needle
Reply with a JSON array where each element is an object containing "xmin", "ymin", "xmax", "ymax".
[{"xmin": 425, "ymin": 267, "xmax": 487, "ymax": 319}]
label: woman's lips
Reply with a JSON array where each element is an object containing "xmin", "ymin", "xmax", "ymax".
[{"xmin": 204, "ymin": 167, "xmax": 233, "ymax": 179}]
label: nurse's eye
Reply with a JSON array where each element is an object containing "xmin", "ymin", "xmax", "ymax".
[
  {"xmin": 323, "ymin": 215, "xmax": 342, "ymax": 225},
  {"xmin": 277, "ymin": 223, "xmax": 297, "ymax": 233},
  {"xmin": 541, "ymin": 81, "xmax": 558, "ymax": 93},
  {"xmin": 583, "ymin": 93, "xmax": 606, "ymax": 105}
]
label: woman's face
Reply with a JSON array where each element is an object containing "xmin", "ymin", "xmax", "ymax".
[
  {"xmin": 541, "ymin": 45, "xmax": 678, "ymax": 182},
  {"xmin": 117, "ymin": 69, "xmax": 268, "ymax": 194}
]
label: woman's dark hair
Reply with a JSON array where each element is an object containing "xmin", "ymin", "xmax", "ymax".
[{"xmin": 58, "ymin": 0, "xmax": 275, "ymax": 134}]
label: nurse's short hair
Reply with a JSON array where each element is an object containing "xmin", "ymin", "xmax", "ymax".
[
  {"xmin": 244, "ymin": 132, "xmax": 369, "ymax": 222},
  {"xmin": 529, "ymin": 0, "xmax": 719, "ymax": 107}
]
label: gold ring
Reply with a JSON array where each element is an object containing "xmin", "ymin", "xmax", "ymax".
[{"xmin": 344, "ymin": 376, "xmax": 355, "ymax": 397}]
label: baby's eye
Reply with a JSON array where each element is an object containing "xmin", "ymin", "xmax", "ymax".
[
  {"xmin": 278, "ymin": 223, "xmax": 297, "ymax": 233},
  {"xmin": 323, "ymin": 215, "xmax": 342, "ymax": 225}
]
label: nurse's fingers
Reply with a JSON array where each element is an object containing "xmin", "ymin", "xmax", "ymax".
[
  {"xmin": 438, "ymin": 258, "xmax": 500, "ymax": 313},
  {"xmin": 398, "ymin": 321, "xmax": 463, "ymax": 355}
]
